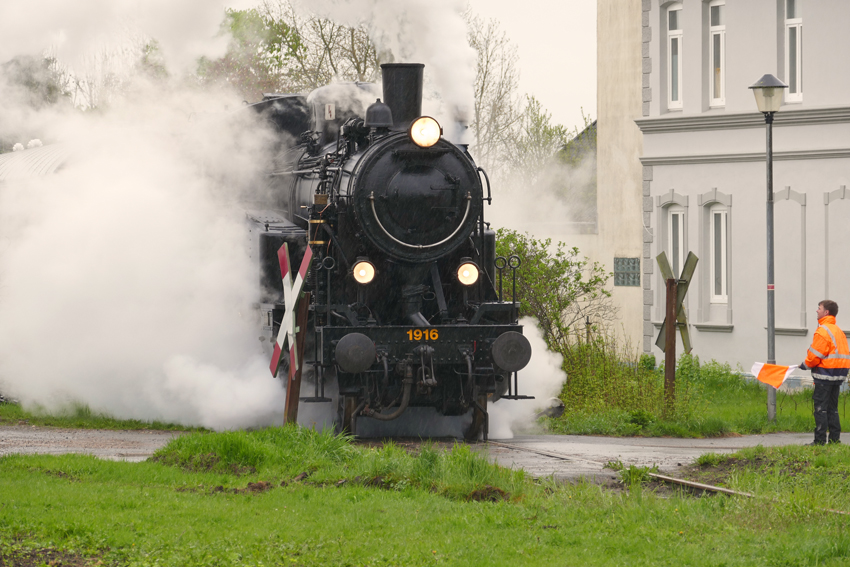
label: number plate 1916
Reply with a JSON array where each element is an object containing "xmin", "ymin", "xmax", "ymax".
[{"xmin": 407, "ymin": 329, "xmax": 439, "ymax": 341}]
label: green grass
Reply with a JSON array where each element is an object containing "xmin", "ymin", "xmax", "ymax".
[
  {"xmin": 547, "ymin": 354, "xmax": 826, "ymax": 438},
  {"xmin": 683, "ymin": 443, "xmax": 850, "ymax": 515},
  {"xmin": 545, "ymin": 383, "xmax": 820, "ymax": 437},
  {"xmin": 152, "ymin": 426, "xmax": 530, "ymax": 501},
  {"xmin": 2, "ymin": 427, "xmax": 850, "ymax": 566},
  {"xmin": 0, "ymin": 401, "xmax": 192, "ymax": 431}
]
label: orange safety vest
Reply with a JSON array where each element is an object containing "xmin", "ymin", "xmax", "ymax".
[{"xmin": 804, "ymin": 315, "xmax": 850, "ymax": 381}]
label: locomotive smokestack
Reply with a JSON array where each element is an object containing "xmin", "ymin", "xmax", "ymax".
[{"xmin": 381, "ymin": 63, "xmax": 424, "ymax": 130}]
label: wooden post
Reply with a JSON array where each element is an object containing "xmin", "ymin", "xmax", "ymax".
[
  {"xmin": 284, "ymin": 292, "xmax": 311, "ymax": 425},
  {"xmin": 665, "ymin": 278, "xmax": 677, "ymax": 413}
]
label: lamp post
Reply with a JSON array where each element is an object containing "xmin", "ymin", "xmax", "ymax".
[{"xmin": 749, "ymin": 74, "xmax": 789, "ymax": 422}]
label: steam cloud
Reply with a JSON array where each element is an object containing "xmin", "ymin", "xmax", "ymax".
[
  {"xmin": 0, "ymin": 0, "xmax": 256, "ymax": 72},
  {"xmin": 0, "ymin": 84, "xmax": 289, "ymax": 429},
  {"xmin": 487, "ymin": 153, "xmax": 598, "ymax": 236},
  {"xmin": 290, "ymin": 0, "xmax": 477, "ymax": 141},
  {"xmin": 488, "ymin": 318, "xmax": 564, "ymax": 439},
  {"xmin": 0, "ymin": 0, "xmax": 294, "ymax": 429}
]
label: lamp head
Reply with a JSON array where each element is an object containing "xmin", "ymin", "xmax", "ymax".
[{"xmin": 749, "ymin": 74, "xmax": 789, "ymax": 114}]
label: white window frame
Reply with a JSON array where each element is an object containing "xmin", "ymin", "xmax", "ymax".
[
  {"xmin": 708, "ymin": 0, "xmax": 725, "ymax": 107},
  {"xmin": 709, "ymin": 209, "xmax": 728, "ymax": 303},
  {"xmin": 667, "ymin": 210, "xmax": 685, "ymax": 277},
  {"xmin": 656, "ymin": 191, "xmax": 690, "ymax": 322},
  {"xmin": 667, "ymin": 3, "xmax": 684, "ymax": 110},
  {"xmin": 785, "ymin": 0, "xmax": 803, "ymax": 102}
]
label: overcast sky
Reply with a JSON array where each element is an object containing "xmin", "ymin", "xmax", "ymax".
[{"xmin": 466, "ymin": 0, "xmax": 597, "ymax": 132}]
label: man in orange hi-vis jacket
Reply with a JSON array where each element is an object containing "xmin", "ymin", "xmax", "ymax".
[{"xmin": 800, "ymin": 300, "xmax": 850, "ymax": 445}]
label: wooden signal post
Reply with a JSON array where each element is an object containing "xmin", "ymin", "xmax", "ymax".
[
  {"xmin": 284, "ymin": 292, "xmax": 311, "ymax": 425},
  {"xmin": 664, "ymin": 277, "xmax": 678, "ymax": 410},
  {"xmin": 655, "ymin": 252, "xmax": 698, "ymax": 413}
]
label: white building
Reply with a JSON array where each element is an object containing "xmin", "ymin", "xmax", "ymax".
[
  {"xmin": 634, "ymin": 0, "xmax": 850, "ymax": 369},
  {"xmin": 594, "ymin": 0, "xmax": 646, "ymax": 348}
]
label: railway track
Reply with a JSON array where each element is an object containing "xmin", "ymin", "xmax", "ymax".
[
  {"xmin": 488, "ymin": 439, "xmax": 754, "ymax": 495},
  {"xmin": 488, "ymin": 440, "xmax": 850, "ymax": 515}
]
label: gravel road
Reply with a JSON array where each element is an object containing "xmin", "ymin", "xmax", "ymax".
[{"xmin": 0, "ymin": 425, "xmax": 185, "ymax": 462}]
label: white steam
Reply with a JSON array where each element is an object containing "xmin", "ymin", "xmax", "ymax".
[
  {"xmin": 487, "ymin": 153, "xmax": 598, "ymax": 236},
  {"xmin": 0, "ymin": 0, "xmax": 255, "ymax": 71},
  {"xmin": 0, "ymin": 72, "xmax": 289, "ymax": 429},
  {"xmin": 290, "ymin": 0, "xmax": 477, "ymax": 140},
  {"xmin": 488, "ymin": 317, "xmax": 564, "ymax": 439}
]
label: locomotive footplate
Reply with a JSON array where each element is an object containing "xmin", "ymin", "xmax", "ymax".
[{"xmin": 320, "ymin": 325, "xmax": 524, "ymax": 368}]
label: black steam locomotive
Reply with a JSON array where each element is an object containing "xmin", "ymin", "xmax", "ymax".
[{"xmin": 249, "ymin": 64, "xmax": 532, "ymax": 439}]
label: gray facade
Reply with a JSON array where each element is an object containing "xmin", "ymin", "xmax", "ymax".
[{"xmin": 637, "ymin": 0, "xmax": 850, "ymax": 369}]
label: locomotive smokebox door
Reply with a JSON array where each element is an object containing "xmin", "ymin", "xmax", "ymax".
[
  {"xmin": 335, "ymin": 333, "xmax": 377, "ymax": 374},
  {"xmin": 491, "ymin": 331, "xmax": 532, "ymax": 373}
]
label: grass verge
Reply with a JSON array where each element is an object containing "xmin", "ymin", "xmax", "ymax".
[
  {"xmin": 681, "ymin": 442, "xmax": 850, "ymax": 513},
  {"xmin": 0, "ymin": 401, "xmax": 192, "ymax": 431},
  {"xmin": 547, "ymin": 351, "xmax": 826, "ymax": 437},
  {"xmin": 2, "ymin": 427, "xmax": 850, "ymax": 566}
]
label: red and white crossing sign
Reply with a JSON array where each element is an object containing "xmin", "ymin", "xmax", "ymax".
[{"xmin": 270, "ymin": 243, "xmax": 313, "ymax": 378}]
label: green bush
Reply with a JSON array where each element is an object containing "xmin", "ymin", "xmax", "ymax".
[
  {"xmin": 639, "ymin": 353, "xmax": 656, "ymax": 372},
  {"xmin": 676, "ymin": 352, "xmax": 701, "ymax": 384},
  {"xmin": 494, "ymin": 229, "xmax": 614, "ymax": 351},
  {"xmin": 628, "ymin": 409, "xmax": 656, "ymax": 428},
  {"xmin": 557, "ymin": 334, "xmax": 696, "ymax": 421}
]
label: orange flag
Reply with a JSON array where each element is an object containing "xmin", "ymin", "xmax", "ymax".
[{"xmin": 751, "ymin": 363, "xmax": 799, "ymax": 389}]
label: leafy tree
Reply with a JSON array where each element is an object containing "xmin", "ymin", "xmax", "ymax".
[
  {"xmin": 1, "ymin": 55, "xmax": 71, "ymax": 109},
  {"xmin": 465, "ymin": 10, "xmax": 521, "ymax": 177},
  {"xmin": 197, "ymin": 8, "xmax": 301, "ymax": 100},
  {"xmin": 258, "ymin": 1, "xmax": 381, "ymax": 91},
  {"xmin": 0, "ymin": 55, "xmax": 72, "ymax": 152},
  {"xmin": 507, "ymin": 95, "xmax": 569, "ymax": 184},
  {"xmin": 64, "ymin": 33, "xmax": 161, "ymax": 110},
  {"xmin": 136, "ymin": 40, "xmax": 168, "ymax": 82},
  {"xmin": 495, "ymin": 228, "xmax": 615, "ymax": 351}
]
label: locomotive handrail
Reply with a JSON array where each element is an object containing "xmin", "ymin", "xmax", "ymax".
[
  {"xmin": 268, "ymin": 169, "xmax": 316, "ymax": 176},
  {"xmin": 477, "ymin": 167, "xmax": 492, "ymax": 204},
  {"xmin": 368, "ymin": 191, "xmax": 472, "ymax": 250}
]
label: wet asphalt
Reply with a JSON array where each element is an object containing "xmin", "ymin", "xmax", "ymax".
[{"xmin": 485, "ymin": 432, "xmax": 813, "ymax": 481}]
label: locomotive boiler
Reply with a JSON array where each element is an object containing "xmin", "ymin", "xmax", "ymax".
[{"xmin": 249, "ymin": 63, "xmax": 532, "ymax": 439}]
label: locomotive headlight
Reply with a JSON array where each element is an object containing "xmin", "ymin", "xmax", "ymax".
[
  {"xmin": 409, "ymin": 116, "xmax": 442, "ymax": 148},
  {"xmin": 352, "ymin": 260, "xmax": 376, "ymax": 285},
  {"xmin": 457, "ymin": 261, "xmax": 479, "ymax": 286}
]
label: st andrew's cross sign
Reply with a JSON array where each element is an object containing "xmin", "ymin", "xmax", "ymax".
[
  {"xmin": 655, "ymin": 251, "xmax": 697, "ymax": 411},
  {"xmin": 655, "ymin": 251, "xmax": 698, "ymax": 354},
  {"xmin": 270, "ymin": 242, "xmax": 313, "ymax": 378}
]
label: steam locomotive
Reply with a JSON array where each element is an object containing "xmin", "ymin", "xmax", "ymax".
[{"xmin": 249, "ymin": 63, "xmax": 532, "ymax": 439}]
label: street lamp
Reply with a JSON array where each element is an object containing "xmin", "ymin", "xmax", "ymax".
[{"xmin": 749, "ymin": 73, "xmax": 788, "ymax": 422}]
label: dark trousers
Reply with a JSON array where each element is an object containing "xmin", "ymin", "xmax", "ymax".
[{"xmin": 813, "ymin": 381, "xmax": 842, "ymax": 444}]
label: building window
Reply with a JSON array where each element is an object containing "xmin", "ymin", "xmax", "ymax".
[
  {"xmin": 668, "ymin": 210, "xmax": 685, "ymax": 277},
  {"xmin": 709, "ymin": 0, "xmax": 725, "ymax": 107},
  {"xmin": 614, "ymin": 258, "xmax": 641, "ymax": 287},
  {"xmin": 785, "ymin": 0, "xmax": 802, "ymax": 102},
  {"xmin": 667, "ymin": 3, "xmax": 683, "ymax": 110},
  {"xmin": 709, "ymin": 209, "xmax": 728, "ymax": 303},
  {"xmin": 656, "ymin": 191, "xmax": 689, "ymax": 322},
  {"xmin": 698, "ymin": 189, "xmax": 732, "ymax": 324}
]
